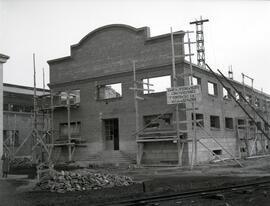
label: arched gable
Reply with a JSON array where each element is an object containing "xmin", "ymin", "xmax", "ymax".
[{"xmin": 48, "ymin": 24, "xmax": 184, "ymax": 85}]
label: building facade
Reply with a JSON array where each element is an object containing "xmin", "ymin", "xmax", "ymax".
[{"xmin": 48, "ymin": 24, "xmax": 270, "ymax": 165}]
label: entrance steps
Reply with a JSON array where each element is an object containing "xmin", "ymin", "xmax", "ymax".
[{"xmin": 87, "ymin": 150, "xmax": 136, "ymax": 165}]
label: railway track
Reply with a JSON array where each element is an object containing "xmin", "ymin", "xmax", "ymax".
[{"xmin": 98, "ymin": 179, "xmax": 270, "ymax": 206}]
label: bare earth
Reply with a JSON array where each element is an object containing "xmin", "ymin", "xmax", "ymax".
[{"xmin": 1, "ymin": 156, "xmax": 270, "ymax": 206}]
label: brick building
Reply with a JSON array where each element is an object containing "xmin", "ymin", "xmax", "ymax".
[{"xmin": 47, "ymin": 24, "xmax": 270, "ymax": 165}]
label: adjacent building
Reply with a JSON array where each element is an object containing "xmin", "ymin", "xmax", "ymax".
[{"xmin": 3, "ymin": 83, "xmax": 49, "ymax": 157}]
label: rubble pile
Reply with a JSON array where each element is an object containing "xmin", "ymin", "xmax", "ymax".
[
  {"xmin": 36, "ymin": 170, "xmax": 134, "ymax": 193},
  {"xmin": 10, "ymin": 157, "xmax": 33, "ymax": 169}
]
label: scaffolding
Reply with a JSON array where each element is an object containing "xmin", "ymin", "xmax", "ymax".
[
  {"xmin": 6, "ymin": 55, "xmax": 84, "ymax": 174},
  {"xmin": 131, "ymin": 28, "xmax": 197, "ymax": 166},
  {"xmin": 206, "ymin": 64, "xmax": 270, "ymax": 159},
  {"xmin": 37, "ymin": 90, "xmax": 84, "ymax": 163},
  {"xmin": 234, "ymin": 73, "xmax": 270, "ymax": 158}
]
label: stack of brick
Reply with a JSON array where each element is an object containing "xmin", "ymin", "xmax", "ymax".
[
  {"xmin": 35, "ymin": 170, "xmax": 134, "ymax": 193},
  {"xmin": 10, "ymin": 157, "xmax": 33, "ymax": 169}
]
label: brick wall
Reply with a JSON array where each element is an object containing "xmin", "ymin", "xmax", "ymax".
[
  {"xmin": 49, "ymin": 24, "xmax": 186, "ymax": 162},
  {"xmin": 49, "ymin": 25, "xmax": 184, "ymax": 85},
  {"xmin": 184, "ymin": 64, "xmax": 270, "ymax": 163},
  {"xmin": 48, "ymin": 24, "xmax": 270, "ymax": 164}
]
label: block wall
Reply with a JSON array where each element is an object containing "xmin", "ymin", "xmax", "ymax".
[{"xmin": 184, "ymin": 65, "xmax": 270, "ymax": 163}]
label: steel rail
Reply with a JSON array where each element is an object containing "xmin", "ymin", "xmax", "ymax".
[{"xmin": 97, "ymin": 179, "xmax": 270, "ymax": 206}]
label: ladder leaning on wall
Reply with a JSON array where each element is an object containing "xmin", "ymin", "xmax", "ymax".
[
  {"xmin": 170, "ymin": 28, "xmax": 198, "ymax": 167},
  {"xmin": 206, "ymin": 64, "xmax": 270, "ymax": 159}
]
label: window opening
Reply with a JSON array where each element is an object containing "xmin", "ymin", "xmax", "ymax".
[
  {"xmin": 191, "ymin": 113, "xmax": 204, "ymax": 127},
  {"xmin": 212, "ymin": 149, "xmax": 222, "ymax": 155},
  {"xmin": 223, "ymin": 87, "xmax": 231, "ymax": 99},
  {"xmin": 255, "ymin": 98, "xmax": 260, "ymax": 108},
  {"xmin": 143, "ymin": 75, "xmax": 171, "ymax": 94},
  {"xmin": 143, "ymin": 113, "xmax": 173, "ymax": 129},
  {"xmin": 225, "ymin": 117, "xmax": 234, "ymax": 129},
  {"xmin": 210, "ymin": 115, "xmax": 220, "ymax": 129},
  {"xmin": 98, "ymin": 83, "xmax": 122, "ymax": 100},
  {"xmin": 208, "ymin": 81, "xmax": 218, "ymax": 96},
  {"xmin": 245, "ymin": 94, "xmax": 252, "ymax": 104},
  {"xmin": 237, "ymin": 119, "xmax": 245, "ymax": 125},
  {"xmin": 189, "ymin": 76, "xmax": 201, "ymax": 85}
]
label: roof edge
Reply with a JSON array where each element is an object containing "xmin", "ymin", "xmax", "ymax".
[
  {"xmin": 3, "ymin": 83, "xmax": 50, "ymax": 92},
  {"xmin": 0, "ymin": 53, "xmax": 10, "ymax": 63},
  {"xmin": 71, "ymin": 24, "xmax": 149, "ymax": 49},
  {"xmin": 47, "ymin": 24, "xmax": 184, "ymax": 65},
  {"xmin": 183, "ymin": 60, "xmax": 270, "ymax": 98}
]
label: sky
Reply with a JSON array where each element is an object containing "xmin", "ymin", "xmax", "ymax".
[{"xmin": 0, "ymin": 0, "xmax": 270, "ymax": 93}]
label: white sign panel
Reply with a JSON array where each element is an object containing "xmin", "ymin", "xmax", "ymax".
[{"xmin": 167, "ymin": 85, "xmax": 201, "ymax": 104}]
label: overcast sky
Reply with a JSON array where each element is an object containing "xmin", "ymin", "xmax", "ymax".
[{"xmin": 1, "ymin": 0, "xmax": 269, "ymax": 93}]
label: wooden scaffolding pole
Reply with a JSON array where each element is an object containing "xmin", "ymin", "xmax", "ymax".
[
  {"xmin": 131, "ymin": 61, "xmax": 154, "ymax": 165},
  {"xmin": 12, "ymin": 114, "xmax": 17, "ymax": 159},
  {"xmin": 32, "ymin": 53, "xmax": 38, "ymax": 162},
  {"xmin": 132, "ymin": 61, "xmax": 142, "ymax": 165},
  {"xmin": 67, "ymin": 92, "xmax": 72, "ymax": 162},
  {"xmin": 170, "ymin": 27, "xmax": 182, "ymax": 166},
  {"xmin": 186, "ymin": 31, "xmax": 197, "ymax": 169}
]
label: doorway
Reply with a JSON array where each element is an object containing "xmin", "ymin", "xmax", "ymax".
[{"xmin": 103, "ymin": 118, "xmax": 119, "ymax": 150}]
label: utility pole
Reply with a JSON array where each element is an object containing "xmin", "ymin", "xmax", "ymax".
[
  {"xmin": 42, "ymin": 68, "xmax": 45, "ymax": 95},
  {"xmin": 32, "ymin": 53, "xmax": 38, "ymax": 163},
  {"xmin": 33, "ymin": 54, "xmax": 37, "ymax": 130},
  {"xmin": 190, "ymin": 16, "xmax": 209, "ymax": 68}
]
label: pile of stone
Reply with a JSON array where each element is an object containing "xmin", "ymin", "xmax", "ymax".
[
  {"xmin": 10, "ymin": 157, "xmax": 33, "ymax": 169},
  {"xmin": 36, "ymin": 170, "xmax": 134, "ymax": 193}
]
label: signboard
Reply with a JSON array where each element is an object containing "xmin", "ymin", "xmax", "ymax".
[{"xmin": 167, "ymin": 85, "xmax": 201, "ymax": 104}]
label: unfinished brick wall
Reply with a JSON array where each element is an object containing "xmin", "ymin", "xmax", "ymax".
[
  {"xmin": 184, "ymin": 64, "xmax": 270, "ymax": 163},
  {"xmin": 49, "ymin": 24, "xmax": 184, "ymax": 85},
  {"xmin": 48, "ymin": 24, "xmax": 270, "ymax": 164},
  {"xmin": 48, "ymin": 24, "xmax": 186, "ymax": 163}
]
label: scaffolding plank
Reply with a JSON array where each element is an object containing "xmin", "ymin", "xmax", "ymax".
[{"xmin": 136, "ymin": 138, "xmax": 174, "ymax": 142}]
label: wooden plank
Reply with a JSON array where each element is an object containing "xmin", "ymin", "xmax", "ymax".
[
  {"xmin": 174, "ymin": 42, "xmax": 196, "ymax": 46},
  {"xmin": 136, "ymin": 96, "xmax": 144, "ymax": 100},
  {"xmin": 175, "ymin": 54, "xmax": 194, "ymax": 58},
  {"xmin": 129, "ymin": 87, "xmax": 154, "ymax": 91},
  {"xmin": 136, "ymin": 138, "xmax": 174, "ymax": 142},
  {"xmin": 49, "ymin": 143, "xmax": 75, "ymax": 147},
  {"xmin": 137, "ymin": 138, "xmax": 192, "ymax": 143},
  {"xmin": 140, "ymin": 130, "xmax": 177, "ymax": 135},
  {"xmin": 140, "ymin": 135, "xmax": 177, "ymax": 139},
  {"xmin": 135, "ymin": 81, "xmax": 154, "ymax": 86}
]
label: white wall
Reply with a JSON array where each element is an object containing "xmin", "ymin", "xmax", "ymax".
[
  {"xmin": 0, "ymin": 54, "xmax": 9, "ymax": 158},
  {"xmin": 0, "ymin": 63, "xmax": 3, "ymax": 158}
]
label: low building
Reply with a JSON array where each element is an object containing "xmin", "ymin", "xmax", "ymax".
[
  {"xmin": 47, "ymin": 24, "xmax": 270, "ymax": 165},
  {"xmin": 3, "ymin": 83, "xmax": 49, "ymax": 158}
]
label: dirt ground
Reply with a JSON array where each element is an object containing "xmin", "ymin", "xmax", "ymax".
[{"xmin": 2, "ymin": 156, "xmax": 270, "ymax": 206}]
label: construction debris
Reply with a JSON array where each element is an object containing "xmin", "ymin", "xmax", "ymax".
[
  {"xmin": 35, "ymin": 170, "xmax": 135, "ymax": 193},
  {"xmin": 10, "ymin": 157, "xmax": 34, "ymax": 169}
]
